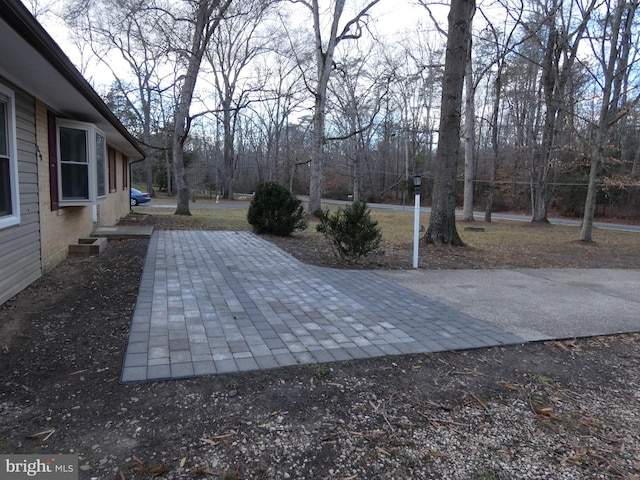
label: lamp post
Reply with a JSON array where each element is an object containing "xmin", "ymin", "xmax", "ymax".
[{"xmin": 412, "ymin": 174, "xmax": 421, "ymax": 269}]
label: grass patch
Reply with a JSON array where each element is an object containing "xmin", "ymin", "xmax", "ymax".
[
  {"xmin": 127, "ymin": 202, "xmax": 640, "ymax": 269},
  {"xmin": 141, "ymin": 206, "xmax": 251, "ymax": 231}
]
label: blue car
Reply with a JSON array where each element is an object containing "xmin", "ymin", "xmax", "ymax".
[{"xmin": 130, "ymin": 187, "xmax": 151, "ymax": 206}]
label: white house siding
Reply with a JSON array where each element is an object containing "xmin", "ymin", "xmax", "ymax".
[{"xmin": 0, "ymin": 83, "xmax": 41, "ymax": 305}]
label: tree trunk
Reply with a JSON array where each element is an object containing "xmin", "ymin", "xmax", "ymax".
[
  {"xmin": 309, "ymin": 95, "xmax": 325, "ymax": 214},
  {"xmin": 461, "ymin": 42, "xmax": 475, "ymax": 222},
  {"xmin": 352, "ymin": 144, "xmax": 363, "ymax": 203},
  {"xmin": 223, "ymin": 100, "xmax": 235, "ymax": 200},
  {"xmin": 173, "ymin": 0, "xmax": 231, "ymax": 216},
  {"xmin": 531, "ymin": 170, "xmax": 550, "ymax": 223},
  {"xmin": 485, "ymin": 65, "xmax": 502, "ymax": 223},
  {"xmin": 305, "ymin": 0, "xmax": 380, "ymax": 215},
  {"xmin": 307, "ymin": 0, "xmax": 345, "ymax": 215},
  {"xmin": 531, "ymin": 16, "xmax": 558, "ymax": 225},
  {"xmin": 173, "ymin": 126, "xmax": 191, "ymax": 215},
  {"xmin": 580, "ymin": 1, "xmax": 635, "ymax": 242},
  {"xmin": 424, "ymin": 0, "xmax": 475, "ymax": 246},
  {"xmin": 580, "ymin": 146, "xmax": 601, "ymax": 242}
]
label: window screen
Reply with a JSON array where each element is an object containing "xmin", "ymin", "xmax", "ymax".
[
  {"xmin": 0, "ymin": 99, "xmax": 12, "ymax": 217},
  {"xmin": 59, "ymin": 126, "xmax": 89, "ymax": 200}
]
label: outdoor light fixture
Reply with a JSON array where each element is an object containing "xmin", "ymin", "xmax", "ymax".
[
  {"xmin": 413, "ymin": 173, "xmax": 422, "ymax": 190},
  {"xmin": 413, "ymin": 174, "xmax": 421, "ymax": 269}
]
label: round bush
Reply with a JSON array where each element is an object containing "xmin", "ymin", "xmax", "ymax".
[{"xmin": 247, "ymin": 182, "xmax": 307, "ymax": 236}]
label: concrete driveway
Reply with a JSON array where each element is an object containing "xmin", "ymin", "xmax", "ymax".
[{"xmin": 377, "ymin": 269, "xmax": 640, "ymax": 341}]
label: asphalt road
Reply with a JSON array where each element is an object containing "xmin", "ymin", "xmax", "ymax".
[{"xmin": 139, "ymin": 197, "xmax": 640, "ymax": 234}]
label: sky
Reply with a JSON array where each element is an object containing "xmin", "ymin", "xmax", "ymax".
[{"xmin": 27, "ymin": 0, "xmax": 444, "ymax": 90}]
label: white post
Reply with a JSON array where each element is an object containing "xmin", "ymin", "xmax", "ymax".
[{"xmin": 413, "ymin": 191, "xmax": 420, "ymax": 269}]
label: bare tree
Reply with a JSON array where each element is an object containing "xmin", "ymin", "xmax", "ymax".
[
  {"xmin": 25, "ymin": 0, "xmax": 59, "ymax": 20},
  {"xmin": 461, "ymin": 39, "xmax": 476, "ymax": 222},
  {"xmin": 329, "ymin": 44, "xmax": 389, "ymax": 202},
  {"xmin": 390, "ymin": 33, "xmax": 444, "ymax": 205},
  {"xmin": 526, "ymin": 0, "xmax": 597, "ymax": 222},
  {"xmin": 580, "ymin": 0, "xmax": 639, "ymax": 241},
  {"xmin": 291, "ymin": 0, "xmax": 382, "ymax": 214},
  {"xmin": 479, "ymin": 2, "xmax": 525, "ymax": 222},
  {"xmin": 424, "ymin": 0, "xmax": 475, "ymax": 246},
  {"xmin": 252, "ymin": 51, "xmax": 306, "ymax": 185},
  {"xmin": 206, "ymin": 0, "xmax": 273, "ymax": 200},
  {"xmin": 170, "ymin": 0, "xmax": 233, "ymax": 215}
]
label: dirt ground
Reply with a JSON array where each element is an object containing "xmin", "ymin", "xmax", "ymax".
[{"xmin": 1, "ymin": 214, "xmax": 639, "ymax": 480}]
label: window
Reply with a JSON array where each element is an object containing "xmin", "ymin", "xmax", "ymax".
[
  {"xmin": 56, "ymin": 120, "xmax": 107, "ymax": 206},
  {"xmin": 0, "ymin": 85, "xmax": 20, "ymax": 229},
  {"xmin": 122, "ymin": 156, "xmax": 128, "ymax": 190},
  {"xmin": 108, "ymin": 146, "xmax": 117, "ymax": 192},
  {"xmin": 96, "ymin": 131, "xmax": 106, "ymax": 197}
]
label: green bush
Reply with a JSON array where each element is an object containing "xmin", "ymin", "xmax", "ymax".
[
  {"xmin": 316, "ymin": 201, "xmax": 382, "ymax": 263},
  {"xmin": 247, "ymin": 182, "xmax": 307, "ymax": 236}
]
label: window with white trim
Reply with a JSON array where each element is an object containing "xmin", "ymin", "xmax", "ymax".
[
  {"xmin": 0, "ymin": 85, "xmax": 20, "ymax": 229},
  {"xmin": 56, "ymin": 119, "xmax": 107, "ymax": 206}
]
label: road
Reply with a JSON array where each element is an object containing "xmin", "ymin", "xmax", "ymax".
[{"xmin": 139, "ymin": 197, "xmax": 640, "ymax": 234}]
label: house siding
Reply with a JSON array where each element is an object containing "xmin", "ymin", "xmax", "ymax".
[
  {"xmin": 35, "ymin": 101, "xmax": 94, "ymax": 272},
  {"xmin": 36, "ymin": 101, "xmax": 133, "ymax": 272},
  {"xmin": 0, "ymin": 81, "xmax": 41, "ymax": 305},
  {"xmin": 97, "ymin": 149, "xmax": 131, "ymax": 226},
  {"xmin": 0, "ymin": 2, "xmax": 144, "ymax": 308}
]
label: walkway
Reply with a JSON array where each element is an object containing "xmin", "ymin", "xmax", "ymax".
[{"xmin": 121, "ymin": 231, "xmax": 522, "ymax": 382}]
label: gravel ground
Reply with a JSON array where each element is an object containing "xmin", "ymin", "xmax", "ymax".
[{"xmin": 1, "ymin": 218, "xmax": 639, "ymax": 480}]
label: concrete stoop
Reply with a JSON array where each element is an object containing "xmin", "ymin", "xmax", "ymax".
[{"xmin": 69, "ymin": 237, "xmax": 107, "ymax": 255}]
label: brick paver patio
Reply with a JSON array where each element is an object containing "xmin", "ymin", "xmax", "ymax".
[{"xmin": 121, "ymin": 231, "xmax": 523, "ymax": 382}]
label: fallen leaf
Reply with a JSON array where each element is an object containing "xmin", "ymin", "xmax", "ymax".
[
  {"xmin": 131, "ymin": 465, "xmax": 169, "ymax": 476},
  {"xmin": 426, "ymin": 450, "xmax": 445, "ymax": 457},
  {"xmin": 26, "ymin": 429, "xmax": 55, "ymax": 441},
  {"xmin": 179, "ymin": 457, "xmax": 186, "ymax": 468},
  {"xmin": 200, "ymin": 438, "xmax": 219, "ymax": 446},
  {"xmin": 565, "ymin": 340, "xmax": 582, "ymax": 351},
  {"xmin": 535, "ymin": 407, "xmax": 558, "ymax": 419},
  {"xmin": 551, "ymin": 341, "xmax": 568, "ymax": 351},
  {"xmin": 189, "ymin": 463, "xmax": 216, "ymax": 476},
  {"xmin": 500, "ymin": 381, "xmax": 520, "ymax": 391},
  {"xmin": 376, "ymin": 447, "xmax": 391, "ymax": 456}
]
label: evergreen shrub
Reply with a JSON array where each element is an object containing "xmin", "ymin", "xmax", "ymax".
[
  {"xmin": 316, "ymin": 201, "xmax": 382, "ymax": 263},
  {"xmin": 247, "ymin": 182, "xmax": 307, "ymax": 236}
]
